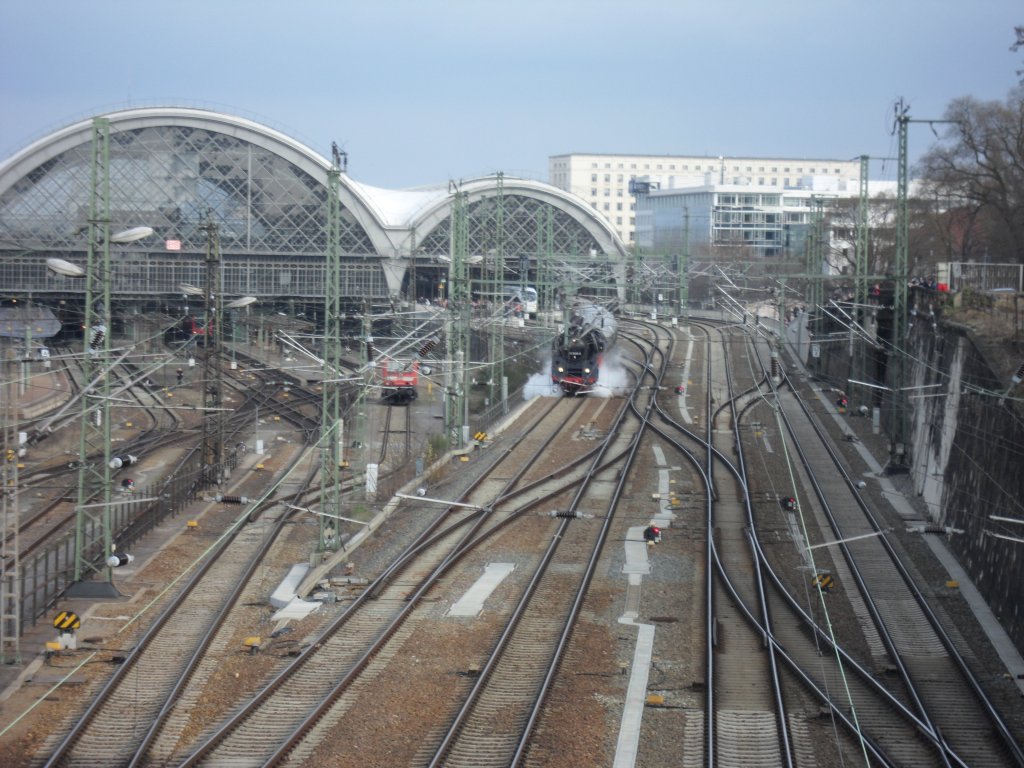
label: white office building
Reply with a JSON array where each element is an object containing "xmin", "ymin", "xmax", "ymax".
[{"xmin": 548, "ymin": 152, "xmax": 863, "ymax": 245}]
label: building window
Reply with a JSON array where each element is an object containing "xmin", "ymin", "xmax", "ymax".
[
  {"xmin": 591, "ymin": 188, "xmax": 597, "ymax": 196},
  {"xmin": 591, "ymin": 173, "xmax": 597, "ymax": 182},
  {"xmin": 603, "ymin": 203, "xmax": 610, "ymax": 211},
  {"xmin": 604, "ymin": 174, "xmax": 610, "ymax": 182},
  {"xmin": 616, "ymin": 202, "xmax": 623, "ymax": 211}
]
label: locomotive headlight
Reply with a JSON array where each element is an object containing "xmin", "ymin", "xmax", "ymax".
[
  {"xmin": 584, "ymin": 367, "xmax": 591, "ymax": 374},
  {"xmin": 557, "ymin": 366, "xmax": 564, "ymax": 373}
]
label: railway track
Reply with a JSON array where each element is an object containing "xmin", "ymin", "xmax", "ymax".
[
  {"xmin": 691, "ymin": 314, "xmax": 1024, "ymax": 766},
  {"xmin": 161, "ymin": 395, "xmax": 593, "ymax": 765},
  {"xmin": 17, "ymin": 313, "xmax": 1024, "ymax": 766},
  {"xmin": 39, "ymin": 441, "xmax": 321, "ymax": 767}
]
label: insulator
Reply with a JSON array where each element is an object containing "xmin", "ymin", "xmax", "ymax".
[
  {"xmin": 417, "ymin": 337, "xmax": 439, "ymax": 357},
  {"xmin": 549, "ymin": 509, "xmax": 580, "ymax": 518},
  {"xmin": 215, "ymin": 494, "xmax": 249, "ymax": 504},
  {"xmin": 109, "ymin": 454, "xmax": 138, "ymax": 469},
  {"xmin": 1013, "ymin": 361, "xmax": 1024, "ymax": 385},
  {"xmin": 88, "ymin": 325, "xmax": 106, "ymax": 351}
]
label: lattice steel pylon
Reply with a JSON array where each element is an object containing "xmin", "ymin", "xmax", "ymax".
[
  {"xmin": 678, "ymin": 207, "xmax": 690, "ymax": 324},
  {"xmin": 891, "ymin": 102, "xmax": 911, "ymax": 469},
  {"xmin": 445, "ymin": 187, "xmax": 470, "ymax": 448},
  {"xmin": 2, "ymin": 354, "xmax": 21, "ymax": 662},
  {"xmin": 69, "ymin": 118, "xmax": 119, "ymax": 598},
  {"xmin": 200, "ymin": 219, "xmax": 226, "ymax": 486},
  {"xmin": 852, "ymin": 154, "xmax": 871, "ymax": 398},
  {"xmin": 318, "ymin": 147, "xmax": 345, "ymax": 553},
  {"xmin": 486, "ymin": 173, "xmax": 506, "ymax": 411}
]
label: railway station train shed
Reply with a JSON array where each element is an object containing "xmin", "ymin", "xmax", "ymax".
[{"xmin": 0, "ymin": 107, "xmax": 628, "ymax": 313}]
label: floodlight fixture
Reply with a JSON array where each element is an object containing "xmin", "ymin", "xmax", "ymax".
[
  {"xmin": 109, "ymin": 226, "xmax": 154, "ymax": 244},
  {"xmin": 46, "ymin": 257, "xmax": 86, "ymax": 277}
]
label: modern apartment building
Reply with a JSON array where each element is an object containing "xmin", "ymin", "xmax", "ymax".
[
  {"xmin": 633, "ymin": 182, "xmax": 838, "ymax": 260},
  {"xmin": 548, "ymin": 152, "xmax": 863, "ymax": 245}
]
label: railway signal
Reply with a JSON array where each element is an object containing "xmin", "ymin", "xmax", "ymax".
[
  {"xmin": 643, "ymin": 525, "xmax": 662, "ymax": 544},
  {"xmin": 51, "ymin": 611, "xmax": 82, "ymax": 652},
  {"xmin": 53, "ymin": 611, "xmax": 81, "ymax": 632}
]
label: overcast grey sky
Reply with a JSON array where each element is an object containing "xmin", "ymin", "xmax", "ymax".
[{"xmin": 1, "ymin": 0, "xmax": 1019, "ymax": 189}]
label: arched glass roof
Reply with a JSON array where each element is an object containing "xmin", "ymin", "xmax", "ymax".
[
  {"xmin": 0, "ymin": 114, "xmax": 376, "ymax": 255},
  {"xmin": 0, "ymin": 107, "xmax": 628, "ymax": 300}
]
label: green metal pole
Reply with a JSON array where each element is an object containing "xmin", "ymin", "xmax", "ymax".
[
  {"xmin": 891, "ymin": 104, "xmax": 910, "ymax": 469},
  {"xmin": 70, "ymin": 117, "xmax": 117, "ymax": 598},
  {"xmin": 318, "ymin": 150, "xmax": 345, "ymax": 553},
  {"xmin": 853, "ymin": 154, "xmax": 870, "ymax": 399},
  {"xmin": 679, "ymin": 207, "xmax": 690, "ymax": 324},
  {"xmin": 446, "ymin": 188, "xmax": 470, "ymax": 448},
  {"xmin": 200, "ymin": 219, "xmax": 225, "ymax": 487},
  {"xmin": 488, "ymin": 173, "xmax": 505, "ymax": 411}
]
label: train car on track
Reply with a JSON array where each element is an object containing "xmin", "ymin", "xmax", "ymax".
[
  {"xmin": 165, "ymin": 314, "xmax": 207, "ymax": 344},
  {"xmin": 380, "ymin": 360, "xmax": 419, "ymax": 404},
  {"xmin": 551, "ymin": 302, "xmax": 617, "ymax": 395}
]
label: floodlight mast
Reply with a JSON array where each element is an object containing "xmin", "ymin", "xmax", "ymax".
[{"xmin": 69, "ymin": 117, "xmax": 154, "ymax": 597}]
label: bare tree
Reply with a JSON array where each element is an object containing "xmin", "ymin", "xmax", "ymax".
[
  {"xmin": 1012, "ymin": 25, "xmax": 1024, "ymax": 83},
  {"xmin": 917, "ymin": 87, "xmax": 1024, "ymax": 264}
]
